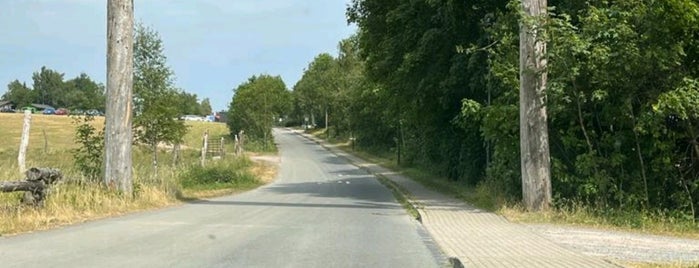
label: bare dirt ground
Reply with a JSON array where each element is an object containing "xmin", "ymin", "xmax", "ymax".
[
  {"xmin": 525, "ymin": 224, "xmax": 699, "ymax": 266},
  {"xmin": 249, "ymin": 154, "xmax": 280, "ymax": 184}
]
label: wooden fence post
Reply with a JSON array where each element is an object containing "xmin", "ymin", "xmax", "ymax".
[
  {"xmin": 42, "ymin": 128, "xmax": 48, "ymax": 153},
  {"xmin": 236, "ymin": 130, "xmax": 245, "ymax": 156},
  {"xmin": 18, "ymin": 110, "xmax": 31, "ymax": 174},
  {"xmin": 172, "ymin": 143, "xmax": 180, "ymax": 166},
  {"xmin": 234, "ymin": 134, "xmax": 239, "ymax": 156},
  {"xmin": 201, "ymin": 130, "xmax": 208, "ymax": 166},
  {"xmin": 220, "ymin": 137, "xmax": 225, "ymax": 158}
]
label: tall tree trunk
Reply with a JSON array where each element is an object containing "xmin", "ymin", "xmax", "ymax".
[
  {"xmin": 105, "ymin": 0, "xmax": 134, "ymax": 194},
  {"xmin": 519, "ymin": 0, "xmax": 551, "ymax": 211}
]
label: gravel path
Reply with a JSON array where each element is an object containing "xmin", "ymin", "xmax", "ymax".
[{"xmin": 526, "ymin": 224, "xmax": 699, "ymax": 265}]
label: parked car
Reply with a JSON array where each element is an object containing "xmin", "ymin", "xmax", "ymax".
[
  {"xmin": 55, "ymin": 108, "xmax": 69, "ymax": 115},
  {"xmin": 86, "ymin": 109, "xmax": 103, "ymax": 116},
  {"xmin": 0, "ymin": 107, "xmax": 14, "ymax": 113},
  {"xmin": 181, "ymin": 115, "xmax": 204, "ymax": 121},
  {"xmin": 43, "ymin": 108, "xmax": 56, "ymax": 115}
]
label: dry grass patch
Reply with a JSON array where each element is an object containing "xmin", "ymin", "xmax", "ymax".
[
  {"xmin": 1, "ymin": 182, "xmax": 176, "ymax": 236},
  {"xmin": 0, "ymin": 113, "xmax": 103, "ymax": 154},
  {"xmin": 249, "ymin": 155, "xmax": 279, "ymax": 184},
  {"xmin": 1, "ymin": 113, "xmax": 277, "ymax": 236}
]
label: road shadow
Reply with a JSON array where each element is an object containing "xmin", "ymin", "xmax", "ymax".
[
  {"xmin": 262, "ymin": 177, "xmax": 399, "ymax": 204},
  {"xmin": 321, "ymin": 155, "xmax": 348, "ymax": 165},
  {"xmin": 184, "ymin": 199, "xmax": 399, "ymax": 210},
  {"xmin": 175, "ymin": 175, "xmax": 403, "ymax": 211}
]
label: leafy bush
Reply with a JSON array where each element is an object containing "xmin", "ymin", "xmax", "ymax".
[
  {"xmin": 178, "ymin": 159, "xmax": 259, "ymax": 190},
  {"xmin": 71, "ymin": 115, "xmax": 103, "ymax": 182}
]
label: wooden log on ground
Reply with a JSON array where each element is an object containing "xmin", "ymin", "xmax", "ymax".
[{"xmin": 0, "ymin": 167, "xmax": 63, "ymax": 206}]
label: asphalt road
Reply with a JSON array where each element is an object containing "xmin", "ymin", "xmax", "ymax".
[{"xmin": 0, "ymin": 128, "xmax": 444, "ymax": 268}]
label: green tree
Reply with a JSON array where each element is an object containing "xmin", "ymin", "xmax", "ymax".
[
  {"xmin": 200, "ymin": 98, "xmax": 213, "ymax": 115},
  {"xmin": 176, "ymin": 92, "xmax": 202, "ymax": 115},
  {"xmin": 348, "ymin": 0, "xmax": 495, "ymax": 180},
  {"xmin": 228, "ymin": 74, "xmax": 291, "ymax": 149},
  {"xmin": 2, "ymin": 80, "xmax": 34, "ymax": 108},
  {"xmin": 293, "ymin": 53, "xmax": 338, "ymax": 131},
  {"xmin": 64, "ymin": 73, "xmax": 106, "ymax": 110},
  {"xmin": 32, "ymin": 66, "xmax": 65, "ymax": 107},
  {"xmin": 132, "ymin": 23, "xmax": 187, "ymax": 171},
  {"xmin": 346, "ymin": 0, "xmax": 699, "ymax": 219}
]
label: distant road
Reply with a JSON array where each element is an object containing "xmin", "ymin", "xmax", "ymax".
[{"xmin": 0, "ymin": 128, "xmax": 443, "ymax": 268}]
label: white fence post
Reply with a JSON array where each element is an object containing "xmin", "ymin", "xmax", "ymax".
[
  {"xmin": 201, "ymin": 130, "xmax": 208, "ymax": 167},
  {"xmin": 18, "ymin": 110, "xmax": 32, "ymax": 174}
]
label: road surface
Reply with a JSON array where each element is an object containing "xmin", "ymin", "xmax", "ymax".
[{"xmin": 0, "ymin": 128, "xmax": 444, "ymax": 268}]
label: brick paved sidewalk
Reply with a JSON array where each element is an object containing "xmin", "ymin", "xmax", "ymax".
[{"xmin": 297, "ymin": 131, "xmax": 619, "ymax": 268}]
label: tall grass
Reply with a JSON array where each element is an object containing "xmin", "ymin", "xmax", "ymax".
[{"xmin": 0, "ymin": 113, "xmax": 265, "ymax": 236}]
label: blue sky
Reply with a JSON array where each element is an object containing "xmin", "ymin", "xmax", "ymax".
[{"xmin": 0, "ymin": 0, "xmax": 356, "ymax": 111}]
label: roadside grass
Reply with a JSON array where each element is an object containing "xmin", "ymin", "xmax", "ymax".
[
  {"xmin": 0, "ymin": 113, "xmax": 276, "ymax": 236},
  {"xmin": 307, "ymin": 128, "xmax": 699, "ymax": 240},
  {"xmin": 177, "ymin": 157, "xmax": 262, "ymax": 198}
]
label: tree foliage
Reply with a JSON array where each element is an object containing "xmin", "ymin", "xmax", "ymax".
[
  {"xmin": 65, "ymin": 73, "xmax": 106, "ymax": 111},
  {"xmin": 2, "ymin": 68, "xmax": 105, "ymax": 110},
  {"xmin": 132, "ymin": 23, "xmax": 188, "ymax": 167},
  {"xmin": 175, "ymin": 91, "xmax": 204, "ymax": 116},
  {"xmin": 323, "ymin": 0, "xmax": 699, "ymax": 220},
  {"xmin": 228, "ymin": 74, "xmax": 291, "ymax": 149},
  {"xmin": 200, "ymin": 98, "xmax": 213, "ymax": 115},
  {"xmin": 72, "ymin": 115, "xmax": 104, "ymax": 182},
  {"xmin": 2, "ymin": 80, "xmax": 34, "ymax": 108},
  {"xmin": 32, "ymin": 66, "xmax": 65, "ymax": 107},
  {"xmin": 291, "ymin": 36, "xmax": 376, "ymax": 140}
]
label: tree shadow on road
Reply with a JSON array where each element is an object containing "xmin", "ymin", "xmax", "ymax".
[
  {"xmin": 175, "ymin": 174, "xmax": 405, "ymax": 211},
  {"xmin": 183, "ymin": 199, "xmax": 400, "ymax": 210}
]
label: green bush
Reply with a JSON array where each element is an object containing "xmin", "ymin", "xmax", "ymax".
[
  {"xmin": 71, "ymin": 115, "xmax": 104, "ymax": 182},
  {"xmin": 178, "ymin": 159, "xmax": 259, "ymax": 190}
]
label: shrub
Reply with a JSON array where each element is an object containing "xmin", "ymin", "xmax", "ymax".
[
  {"xmin": 178, "ymin": 159, "xmax": 259, "ymax": 190},
  {"xmin": 71, "ymin": 115, "xmax": 104, "ymax": 182}
]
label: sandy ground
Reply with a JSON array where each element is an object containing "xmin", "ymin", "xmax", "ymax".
[
  {"xmin": 525, "ymin": 224, "xmax": 699, "ymax": 265},
  {"xmin": 249, "ymin": 154, "xmax": 280, "ymax": 184}
]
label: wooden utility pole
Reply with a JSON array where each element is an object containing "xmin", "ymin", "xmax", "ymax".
[
  {"xmin": 519, "ymin": 0, "xmax": 551, "ymax": 211},
  {"xmin": 105, "ymin": 0, "xmax": 134, "ymax": 194}
]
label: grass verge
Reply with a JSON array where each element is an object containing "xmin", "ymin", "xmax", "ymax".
[
  {"xmin": 177, "ymin": 157, "xmax": 264, "ymax": 199},
  {"xmin": 1, "ymin": 113, "xmax": 278, "ymax": 236}
]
